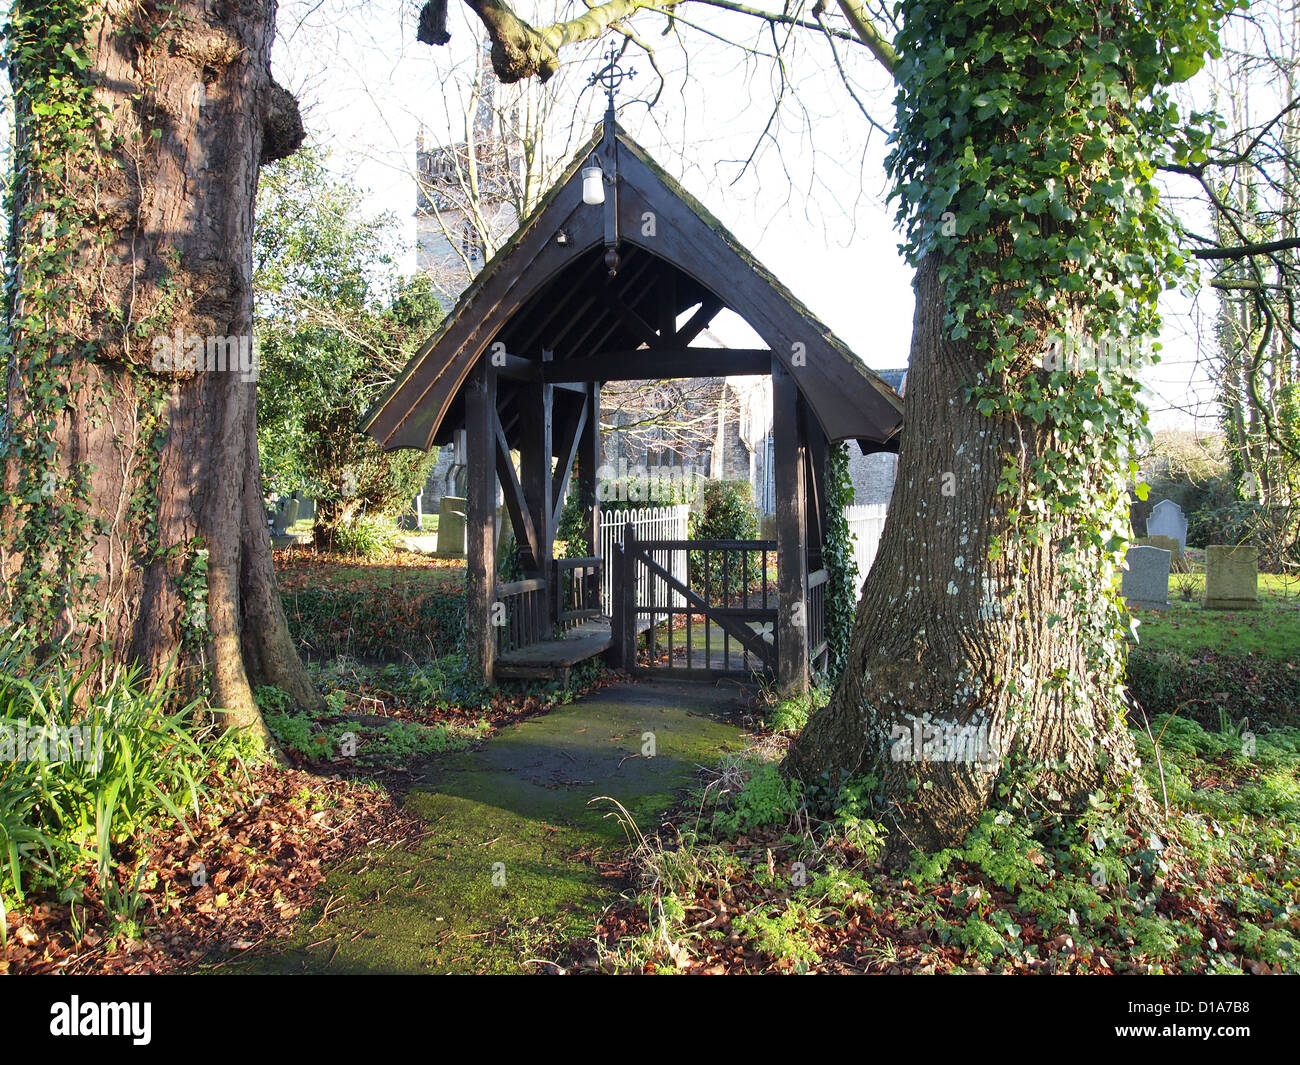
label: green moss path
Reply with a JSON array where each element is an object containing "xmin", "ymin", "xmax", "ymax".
[{"xmin": 226, "ymin": 679, "xmax": 751, "ymax": 973}]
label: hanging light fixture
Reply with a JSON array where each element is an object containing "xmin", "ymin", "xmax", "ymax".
[{"xmin": 582, "ymin": 164, "xmax": 605, "ymax": 205}]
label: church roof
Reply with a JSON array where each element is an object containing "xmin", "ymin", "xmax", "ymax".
[
  {"xmin": 876, "ymin": 369, "xmax": 907, "ymax": 394},
  {"xmin": 362, "ymin": 123, "xmax": 904, "ymax": 455}
]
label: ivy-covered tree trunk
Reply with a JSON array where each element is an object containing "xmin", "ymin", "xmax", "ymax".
[
  {"xmin": 1, "ymin": 0, "xmax": 318, "ymax": 737},
  {"xmin": 781, "ymin": 0, "xmax": 1231, "ymax": 855},
  {"xmin": 781, "ymin": 256, "xmax": 1146, "ymax": 854}
]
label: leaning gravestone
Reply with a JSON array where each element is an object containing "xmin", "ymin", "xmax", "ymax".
[
  {"xmin": 435, "ymin": 495, "xmax": 467, "ymax": 558},
  {"xmin": 1146, "ymin": 499, "xmax": 1188, "ymax": 552},
  {"xmin": 1204, "ymin": 545, "xmax": 1260, "ymax": 610},
  {"xmin": 1122, "ymin": 545, "xmax": 1171, "ymax": 611}
]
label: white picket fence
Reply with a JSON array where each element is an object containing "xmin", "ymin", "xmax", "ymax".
[
  {"xmin": 597, "ymin": 504, "xmax": 690, "ymax": 615},
  {"xmin": 844, "ymin": 504, "xmax": 888, "ymax": 597}
]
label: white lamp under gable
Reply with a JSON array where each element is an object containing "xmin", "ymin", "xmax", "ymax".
[{"xmin": 582, "ymin": 165, "xmax": 605, "ymax": 205}]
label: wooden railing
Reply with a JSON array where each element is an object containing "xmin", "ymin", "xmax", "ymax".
[
  {"xmin": 688, "ymin": 539, "xmax": 779, "ymax": 610},
  {"xmin": 807, "ymin": 568, "xmax": 828, "ymax": 667},
  {"xmin": 496, "ymin": 577, "xmax": 549, "ymax": 654},
  {"xmin": 554, "ymin": 557, "xmax": 603, "ymax": 632}
]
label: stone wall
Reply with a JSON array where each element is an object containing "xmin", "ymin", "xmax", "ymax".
[{"xmin": 847, "ymin": 451, "xmax": 899, "ymax": 507}]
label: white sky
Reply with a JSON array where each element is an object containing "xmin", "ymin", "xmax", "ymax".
[{"xmin": 271, "ymin": 0, "xmax": 1246, "ymax": 435}]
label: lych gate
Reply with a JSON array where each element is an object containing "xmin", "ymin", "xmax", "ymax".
[{"xmin": 362, "ymin": 118, "xmax": 903, "ymax": 694}]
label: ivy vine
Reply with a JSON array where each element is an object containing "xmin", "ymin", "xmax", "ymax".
[
  {"xmin": 1, "ymin": 0, "xmax": 113, "ymax": 654},
  {"xmin": 821, "ymin": 442, "xmax": 858, "ymax": 686},
  {"xmin": 884, "ymin": 0, "xmax": 1240, "ymax": 734},
  {"xmin": 2, "ymin": 1, "xmax": 188, "ymax": 662}
]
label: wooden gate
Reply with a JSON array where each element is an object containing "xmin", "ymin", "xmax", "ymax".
[{"xmin": 611, "ymin": 526, "xmax": 781, "ymax": 679}]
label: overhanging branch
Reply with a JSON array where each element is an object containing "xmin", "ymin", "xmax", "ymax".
[
  {"xmin": 457, "ymin": 0, "xmax": 899, "ymax": 83},
  {"xmin": 834, "ymin": 0, "xmax": 897, "ymax": 77}
]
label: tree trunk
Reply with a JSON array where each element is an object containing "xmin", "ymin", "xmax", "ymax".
[
  {"xmin": 2, "ymin": 0, "xmax": 317, "ymax": 740},
  {"xmin": 783, "ymin": 255, "xmax": 1147, "ymax": 858}
]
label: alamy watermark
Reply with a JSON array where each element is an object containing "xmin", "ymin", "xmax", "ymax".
[
  {"xmin": 1, "ymin": 719, "xmax": 104, "ymax": 771},
  {"xmin": 888, "ymin": 714, "xmax": 1000, "ymax": 769},
  {"xmin": 1040, "ymin": 331, "xmax": 1148, "ymax": 374},
  {"xmin": 151, "ymin": 330, "xmax": 259, "ymax": 382},
  {"xmin": 50, "ymin": 997, "xmax": 151, "ymax": 1045},
  {"xmin": 595, "ymin": 459, "xmax": 704, "ymax": 504}
]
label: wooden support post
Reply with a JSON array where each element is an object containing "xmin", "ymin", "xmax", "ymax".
[
  {"xmin": 620, "ymin": 522, "xmax": 638, "ymax": 672},
  {"xmin": 465, "ymin": 358, "xmax": 498, "ymax": 683},
  {"xmin": 773, "ymin": 356, "xmax": 809, "ymax": 695},
  {"xmin": 609, "ymin": 544, "xmax": 624, "ymax": 667},
  {"xmin": 581, "ymin": 382, "xmax": 600, "ymax": 558},
  {"xmin": 806, "ymin": 419, "xmax": 830, "ymax": 573},
  {"xmin": 517, "ymin": 370, "xmax": 554, "ymax": 579}
]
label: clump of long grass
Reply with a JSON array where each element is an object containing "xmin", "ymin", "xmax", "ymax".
[{"xmin": 0, "ymin": 629, "xmax": 246, "ymax": 940}]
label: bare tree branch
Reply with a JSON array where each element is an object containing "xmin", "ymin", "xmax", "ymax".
[{"xmin": 457, "ymin": 0, "xmax": 898, "ymax": 82}]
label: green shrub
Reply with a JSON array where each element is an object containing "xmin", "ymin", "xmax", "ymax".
[
  {"xmin": 329, "ymin": 513, "xmax": 402, "ymax": 558},
  {"xmin": 690, "ymin": 479, "xmax": 759, "ymax": 541},
  {"xmin": 1126, "ymin": 649, "xmax": 1300, "ymax": 730},
  {"xmin": 282, "ymin": 570, "xmax": 466, "ymax": 661},
  {"xmin": 768, "ymin": 686, "xmax": 828, "ymax": 734},
  {"xmin": 732, "ymin": 900, "xmax": 822, "ymax": 967},
  {"xmin": 1187, "ymin": 502, "xmax": 1296, "ymax": 570},
  {"xmin": 714, "ymin": 763, "xmax": 802, "ymax": 835},
  {"xmin": 689, "ymin": 480, "xmax": 760, "ymax": 594},
  {"xmin": 556, "ymin": 477, "xmax": 593, "ymax": 557},
  {"xmin": 1187, "ymin": 501, "xmax": 1264, "ymax": 548}
]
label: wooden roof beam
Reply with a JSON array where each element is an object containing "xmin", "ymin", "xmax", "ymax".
[
  {"xmin": 677, "ymin": 296, "xmax": 725, "ymax": 346},
  {"xmin": 544, "ymin": 348, "xmax": 771, "ymax": 382}
]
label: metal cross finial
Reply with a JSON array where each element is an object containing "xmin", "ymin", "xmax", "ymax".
[{"xmin": 588, "ymin": 45, "xmax": 636, "ymax": 112}]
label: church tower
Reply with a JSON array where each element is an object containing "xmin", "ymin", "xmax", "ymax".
[{"xmin": 415, "ymin": 43, "xmax": 522, "ymax": 307}]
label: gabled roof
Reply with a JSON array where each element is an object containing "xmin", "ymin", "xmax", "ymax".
[{"xmin": 362, "ymin": 123, "xmax": 904, "ymax": 454}]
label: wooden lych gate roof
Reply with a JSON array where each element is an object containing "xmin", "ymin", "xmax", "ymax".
[{"xmin": 361, "ymin": 123, "xmax": 904, "ymax": 455}]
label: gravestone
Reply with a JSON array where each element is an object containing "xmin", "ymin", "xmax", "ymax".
[
  {"xmin": 1140, "ymin": 534, "xmax": 1189, "ymax": 573},
  {"xmin": 1128, "ymin": 488, "xmax": 1152, "ymax": 542},
  {"xmin": 1204, "ymin": 545, "xmax": 1259, "ymax": 610},
  {"xmin": 1122, "ymin": 545, "xmax": 1171, "ymax": 611},
  {"xmin": 1145, "ymin": 499, "xmax": 1188, "ymax": 552},
  {"xmin": 759, "ymin": 514, "xmax": 777, "ymax": 542},
  {"xmin": 399, "ymin": 493, "xmax": 420, "ymax": 532},
  {"xmin": 269, "ymin": 495, "xmax": 305, "ymax": 548},
  {"xmin": 270, "ymin": 495, "xmax": 299, "ymax": 536},
  {"xmin": 435, "ymin": 495, "xmax": 467, "ymax": 558}
]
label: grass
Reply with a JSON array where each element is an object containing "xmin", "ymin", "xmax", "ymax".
[
  {"xmin": 1132, "ymin": 572, "xmax": 1300, "ymax": 659},
  {"xmin": 276, "ymin": 550, "xmax": 468, "ymax": 662},
  {"xmin": 257, "ymin": 654, "xmax": 617, "ymax": 770}
]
